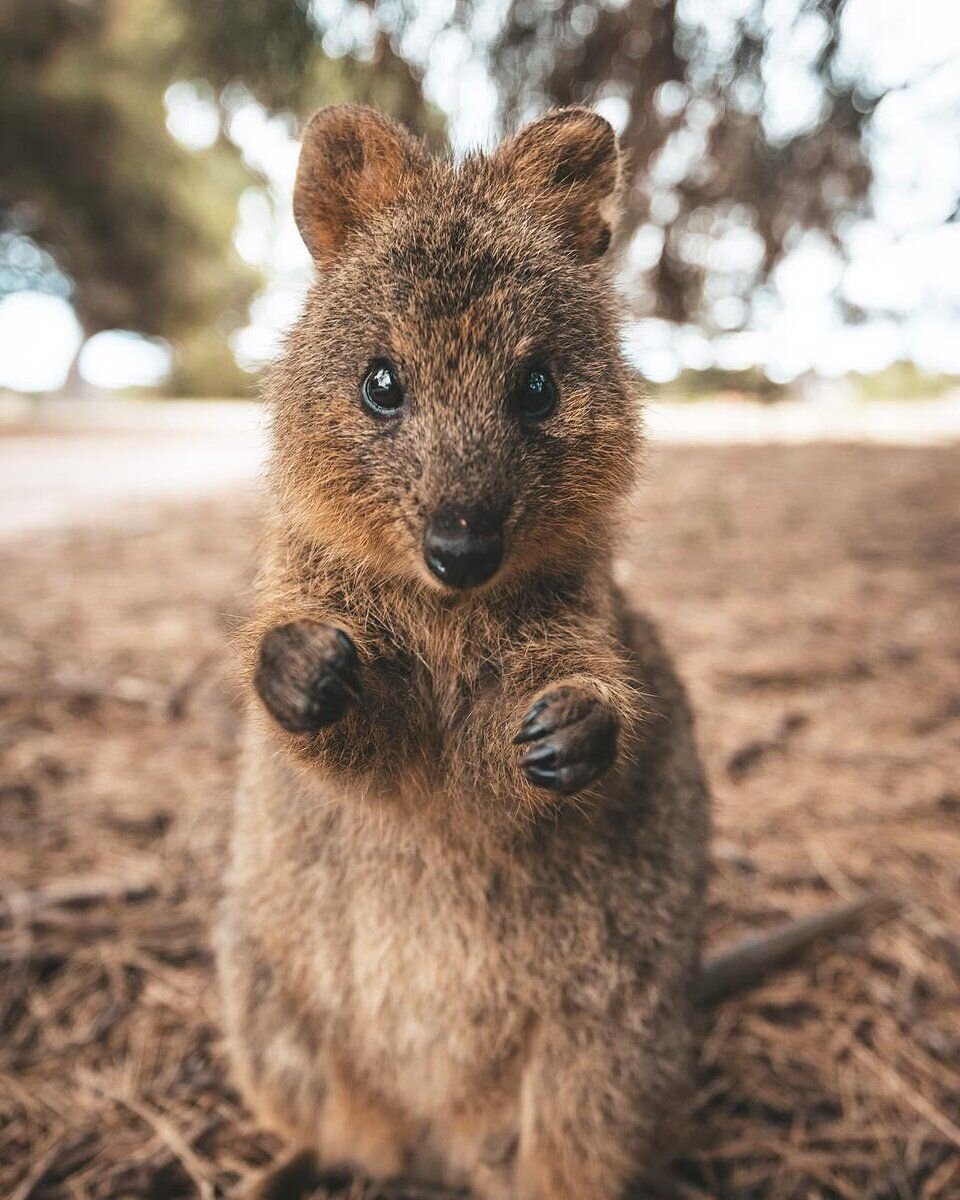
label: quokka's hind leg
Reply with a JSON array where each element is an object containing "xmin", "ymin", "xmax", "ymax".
[
  {"xmin": 498, "ymin": 1019, "xmax": 696, "ymax": 1200},
  {"xmin": 218, "ymin": 922, "xmax": 329, "ymax": 1144},
  {"xmin": 317, "ymin": 1057, "xmax": 419, "ymax": 1180},
  {"xmin": 219, "ymin": 925, "xmax": 414, "ymax": 1181},
  {"xmin": 238, "ymin": 1077, "xmax": 420, "ymax": 1200}
]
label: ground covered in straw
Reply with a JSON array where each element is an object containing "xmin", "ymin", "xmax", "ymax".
[{"xmin": 1, "ymin": 443, "xmax": 958, "ymax": 1199}]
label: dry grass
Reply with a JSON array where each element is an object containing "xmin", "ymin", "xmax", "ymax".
[{"xmin": 1, "ymin": 443, "xmax": 958, "ymax": 1199}]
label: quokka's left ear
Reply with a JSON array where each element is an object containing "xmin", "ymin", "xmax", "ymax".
[{"xmin": 497, "ymin": 107, "xmax": 622, "ymax": 261}]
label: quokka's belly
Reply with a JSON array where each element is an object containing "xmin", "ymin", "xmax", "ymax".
[
  {"xmin": 326, "ymin": 875, "xmax": 536, "ymax": 1119},
  {"xmin": 237, "ymin": 742, "xmax": 568, "ymax": 1133}
]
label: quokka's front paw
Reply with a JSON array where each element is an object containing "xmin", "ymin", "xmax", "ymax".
[
  {"xmin": 514, "ymin": 685, "xmax": 619, "ymax": 794},
  {"xmin": 254, "ymin": 620, "xmax": 359, "ymax": 734}
]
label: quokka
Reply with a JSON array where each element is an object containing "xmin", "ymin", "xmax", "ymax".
[{"xmin": 218, "ymin": 103, "xmax": 884, "ymax": 1200}]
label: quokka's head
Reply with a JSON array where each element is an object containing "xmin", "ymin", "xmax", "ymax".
[{"xmin": 270, "ymin": 103, "xmax": 640, "ymax": 593}]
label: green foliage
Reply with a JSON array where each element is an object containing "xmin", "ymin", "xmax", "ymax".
[
  {"xmin": 486, "ymin": 0, "xmax": 879, "ymax": 329},
  {"xmin": 654, "ymin": 363, "xmax": 960, "ymax": 403},
  {"xmin": 171, "ymin": 1, "xmax": 441, "ymax": 140},
  {"xmin": 171, "ymin": 0, "xmax": 319, "ymax": 112},
  {"xmin": 654, "ymin": 367, "xmax": 788, "ymax": 403},
  {"xmin": 851, "ymin": 361, "xmax": 960, "ymax": 401},
  {"xmin": 0, "ymin": 0, "xmax": 261, "ymax": 387},
  {"xmin": 167, "ymin": 324, "xmax": 258, "ymax": 398},
  {"xmin": 4, "ymin": 0, "xmax": 940, "ymax": 395},
  {"xmin": 0, "ymin": 0, "xmax": 437, "ymax": 394}
]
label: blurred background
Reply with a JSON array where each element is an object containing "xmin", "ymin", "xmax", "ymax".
[
  {"xmin": 2, "ymin": 5, "xmax": 960, "ymax": 1199},
  {"xmin": 2, "ymin": 0, "xmax": 959, "ymax": 403}
]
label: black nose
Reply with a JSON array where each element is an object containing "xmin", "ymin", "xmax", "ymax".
[{"xmin": 423, "ymin": 506, "xmax": 504, "ymax": 589}]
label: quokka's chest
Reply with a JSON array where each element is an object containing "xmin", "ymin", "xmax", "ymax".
[{"xmin": 372, "ymin": 633, "xmax": 503, "ymax": 719}]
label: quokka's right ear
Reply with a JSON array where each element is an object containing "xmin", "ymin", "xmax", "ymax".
[
  {"xmin": 294, "ymin": 104, "xmax": 428, "ymax": 267},
  {"xmin": 497, "ymin": 107, "xmax": 622, "ymax": 261}
]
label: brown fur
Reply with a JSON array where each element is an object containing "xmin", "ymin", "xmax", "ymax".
[{"xmin": 218, "ymin": 105, "xmax": 709, "ymax": 1199}]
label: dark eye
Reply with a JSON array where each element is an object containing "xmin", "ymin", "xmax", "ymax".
[
  {"xmin": 513, "ymin": 366, "xmax": 557, "ymax": 422},
  {"xmin": 361, "ymin": 359, "xmax": 405, "ymax": 416}
]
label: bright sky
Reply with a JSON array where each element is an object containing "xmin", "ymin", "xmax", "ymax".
[{"xmin": 1, "ymin": 0, "xmax": 959, "ymax": 393}]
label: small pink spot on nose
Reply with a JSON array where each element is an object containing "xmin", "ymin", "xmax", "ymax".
[{"xmin": 458, "ymin": 517, "xmax": 469, "ymax": 528}]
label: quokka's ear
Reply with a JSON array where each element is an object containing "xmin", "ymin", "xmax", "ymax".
[
  {"xmin": 294, "ymin": 104, "xmax": 428, "ymax": 266},
  {"xmin": 498, "ymin": 107, "xmax": 622, "ymax": 261}
]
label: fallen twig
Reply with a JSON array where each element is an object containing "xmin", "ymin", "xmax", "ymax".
[
  {"xmin": 9, "ymin": 1130, "xmax": 95, "ymax": 1200},
  {"xmin": 84, "ymin": 1076, "xmax": 215, "ymax": 1200},
  {"xmin": 1, "ymin": 875, "xmax": 158, "ymax": 925}
]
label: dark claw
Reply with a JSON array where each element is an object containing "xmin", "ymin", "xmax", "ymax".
[
  {"xmin": 513, "ymin": 696, "xmax": 552, "ymax": 742},
  {"xmin": 515, "ymin": 685, "xmax": 619, "ymax": 796},
  {"xmin": 524, "ymin": 694, "xmax": 551, "ymax": 721},
  {"xmin": 518, "ymin": 743, "xmax": 558, "ymax": 768},
  {"xmin": 524, "ymin": 765, "xmax": 558, "ymax": 787},
  {"xmin": 513, "ymin": 720, "xmax": 549, "ymax": 745},
  {"xmin": 332, "ymin": 628, "xmax": 356, "ymax": 659}
]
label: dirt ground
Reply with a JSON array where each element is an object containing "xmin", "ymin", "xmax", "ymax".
[{"xmin": 1, "ymin": 443, "xmax": 958, "ymax": 1199}]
